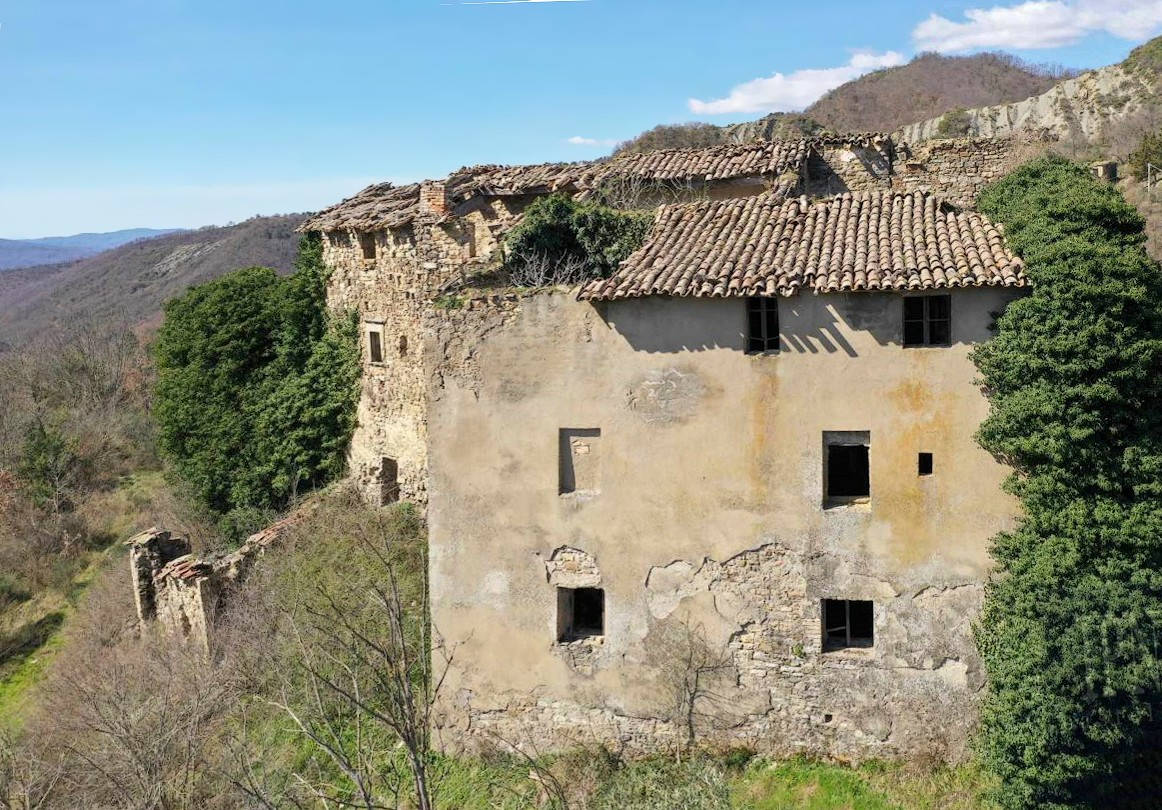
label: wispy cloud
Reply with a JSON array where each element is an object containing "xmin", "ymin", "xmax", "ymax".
[
  {"xmin": 442, "ymin": 0, "xmax": 589, "ymax": 5},
  {"xmin": 688, "ymin": 51, "xmax": 907, "ymax": 116},
  {"xmin": 914, "ymin": 0, "xmax": 1162, "ymax": 52},
  {"xmin": 566, "ymin": 135, "xmax": 619, "ymax": 147}
]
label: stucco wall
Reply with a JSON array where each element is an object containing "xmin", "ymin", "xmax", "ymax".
[{"xmin": 426, "ymin": 288, "xmax": 1021, "ymax": 760}]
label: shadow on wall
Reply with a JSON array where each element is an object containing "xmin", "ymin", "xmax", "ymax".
[{"xmin": 590, "ymin": 291, "xmax": 1011, "ymax": 357}]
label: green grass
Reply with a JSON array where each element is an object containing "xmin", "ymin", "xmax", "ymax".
[{"xmin": 734, "ymin": 758, "xmax": 898, "ymax": 810}]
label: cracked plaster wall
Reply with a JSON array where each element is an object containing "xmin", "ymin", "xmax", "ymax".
[{"xmin": 427, "ymin": 290, "xmax": 1021, "ymax": 761}]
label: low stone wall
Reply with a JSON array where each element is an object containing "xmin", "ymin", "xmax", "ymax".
[{"xmin": 126, "ymin": 513, "xmax": 303, "ymax": 654}]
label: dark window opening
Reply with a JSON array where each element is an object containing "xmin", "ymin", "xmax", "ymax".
[
  {"xmin": 826, "ymin": 443, "xmax": 869, "ymax": 501},
  {"xmin": 918, "ymin": 452, "xmax": 934, "ymax": 476},
  {"xmin": 746, "ymin": 297, "xmax": 779, "ymax": 354},
  {"xmin": 380, "ymin": 457, "xmax": 399, "ymax": 506},
  {"xmin": 823, "ymin": 599, "xmax": 874, "ymax": 650},
  {"xmin": 558, "ymin": 587, "xmax": 604, "ymax": 641},
  {"xmin": 368, "ymin": 329, "xmax": 384, "ymax": 364},
  {"xmin": 903, "ymin": 295, "xmax": 951, "ymax": 347},
  {"xmin": 360, "ymin": 232, "xmax": 377, "ymax": 261},
  {"xmin": 398, "ymin": 334, "xmax": 409, "ymax": 357}
]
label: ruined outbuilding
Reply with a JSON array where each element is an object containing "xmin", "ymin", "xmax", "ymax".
[
  {"xmin": 301, "ymin": 133, "xmax": 1028, "ymax": 761},
  {"xmin": 127, "ymin": 514, "xmax": 302, "ymax": 654}
]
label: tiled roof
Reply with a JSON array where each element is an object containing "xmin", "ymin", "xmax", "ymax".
[
  {"xmin": 299, "ymin": 138, "xmax": 853, "ymax": 233},
  {"xmin": 579, "ymin": 190, "xmax": 1025, "ymax": 300},
  {"xmin": 301, "ymin": 182, "xmax": 421, "ymax": 232},
  {"xmin": 603, "ymin": 139, "xmax": 808, "ymax": 182}
]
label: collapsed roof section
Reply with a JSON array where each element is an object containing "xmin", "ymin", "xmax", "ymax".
[
  {"xmin": 298, "ymin": 136, "xmax": 889, "ymax": 234},
  {"xmin": 579, "ymin": 189, "xmax": 1025, "ymax": 300}
]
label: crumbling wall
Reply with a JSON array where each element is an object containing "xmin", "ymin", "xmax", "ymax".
[
  {"xmin": 427, "ymin": 290, "xmax": 1019, "ymax": 763},
  {"xmin": 893, "ymin": 137, "xmax": 1028, "ymax": 209},
  {"xmin": 806, "ymin": 143, "xmax": 895, "ymax": 196},
  {"xmin": 126, "ymin": 515, "xmax": 301, "ymax": 655}
]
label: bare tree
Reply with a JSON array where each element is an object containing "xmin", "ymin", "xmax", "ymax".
[
  {"xmin": 648, "ymin": 619, "xmax": 736, "ymax": 762},
  {"xmin": 237, "ymin": 500, "xmax": 452, "ymax": 810}
]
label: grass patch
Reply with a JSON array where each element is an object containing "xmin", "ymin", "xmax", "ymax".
[{"xmin": 734, "ymin": 758, "xmax": 897, "ymax": 810}]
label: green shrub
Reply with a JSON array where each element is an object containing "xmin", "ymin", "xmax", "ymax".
[
  {"xmin": 154, "ymin": 234, "xmax": 359, "ymax": 515},
  {"xmin": 973, "ymin": 155, "xmax": 1162, "ymax": 808},
  {"xmin": 1126, "ymin": 129, "xmax": 1162, "ymax": 181},
  {"xmin": 504, "ymin": 194, "xmax": 653, "ymax": 284},
  {"xmin": 936, "ymin": 107, "xmax": 972, "ymax": 138}
]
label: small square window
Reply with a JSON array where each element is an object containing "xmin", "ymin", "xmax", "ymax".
[
  {"xmin": 918, "ymin": 452, "xmax": 934, "ymax": 476},
  {"xmin": 558, "ymin": 587, "xmax": 604, "ymax": 641},
  {"xmin": 368, "ymin": 328, "xmax": 384, "ymax": 364},
  {"xmin": 903, "ymin": 295, "xmax": 951, "ymax": 347},
  {"xmin": 359, "ymin": 232, "xmax": 377, "ymax": 261},
  {"xmin": 559, "ymin": 428, "xmax": 600, "ymax": 496},
  {"xmin": 824, "ymin": 431, "xmax": 870, "ymax": 505},
  {"xmin": 823, "ymin": 599, "xmax": 874, "ymax": 650},
  {"xmin": 746, "ymin": 297, "xmax": 779, "ymax": 354}
]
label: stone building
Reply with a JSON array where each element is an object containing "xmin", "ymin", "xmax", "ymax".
[{"xmin": 300, "ymin": 134, "xmax": 1027, "ymax": 761}]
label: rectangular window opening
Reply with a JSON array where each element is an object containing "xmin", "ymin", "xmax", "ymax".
[
  {"xmin": 903, "ymin": 295, "xmax": 951, "ymax": 347},
  {"xmin": 824, "ymin": 432, "xmax": 870, "ymax": 504},
  {"xmin": 558, "ymin": 587, "xmax": 604, "ymax": 641},
  {"xmin": 746, "ymin": 297, "xmax": 779, "ymax": 354},
  {"xmin": 360, "ymin": 232, "xmax": 377, "ymax": 261},
  {"xmin": 823, "ymin": 599, "xmax": 874, "ymax": 650},
  {"xmin": 559, "ymin": 428, "xmax": 601, "ymax": 495},
  {"xmin": 368, "ymin": 328, "xmax": 384, "ymax": 364},
  {"xmin": 379, "ymin": 458, "xmax": 399, "ymax": 506},
  {"xmin": 918, "ymin": 452, "xmax": 934, "ymax": 476}
]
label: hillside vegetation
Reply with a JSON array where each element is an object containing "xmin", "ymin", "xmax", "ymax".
[
  {"xmin": 0, "ymin": 214, "xmax": 306, "ymax": 350},
  {"xmin": 615, "ymin": 52, "xmax": 1070, "ymax": 153},
  {"xmin": 807, "ymin": 52, "xmax": 1070, "ymax": 135}
]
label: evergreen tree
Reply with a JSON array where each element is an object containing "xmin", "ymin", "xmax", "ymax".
[
  {"xmin": 974, "ymin": 155, "xmax": 1162, "ymax": 808},
  {"xmin": 154, "ymin": 234, "xmax": 359, "ymax": 519}
]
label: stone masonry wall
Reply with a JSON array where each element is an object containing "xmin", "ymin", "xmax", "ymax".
[
  {"xmin": 126, "ymin": 515, "xmax": 302, "ymax": 654},
  {"xmin": 893, "ymin": 137, "xmax": 1027, "ymax": 209}
]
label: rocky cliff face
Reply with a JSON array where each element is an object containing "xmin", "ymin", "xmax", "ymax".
[{"xmin": 897, "ymin": 63, "xmax": 1156, "ymax": 144}]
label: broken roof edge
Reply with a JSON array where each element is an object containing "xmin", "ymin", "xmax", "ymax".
[{"xmin": 297, "ymin": 133, "xmax": 901, "ymax": 234}]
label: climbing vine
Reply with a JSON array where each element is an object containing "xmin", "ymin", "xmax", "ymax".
[{"xmin": 973, "ymin": 155, "xmax": 1162, "ymax": 808}]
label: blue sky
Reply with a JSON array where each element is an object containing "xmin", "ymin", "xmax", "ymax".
[{"xmin": 1, "ymin": 0, "xmax": 1160, "ymax": 238}]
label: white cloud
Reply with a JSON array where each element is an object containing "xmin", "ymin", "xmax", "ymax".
[
  {"xmin": 913, "ymin": 0, "xmax": 1162, "ymax": 52},
  {"xmin": 688, "ymin": 51, "xmax": 907, "ymax": 116},
  {"xmin": 566, "ymin": 135, "xmax": 619, "ymax": 147}
]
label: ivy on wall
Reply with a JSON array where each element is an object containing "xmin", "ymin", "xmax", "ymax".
[{"xmin": 973, "ymin": 155, "xmax": 1162, "ymax": 808}]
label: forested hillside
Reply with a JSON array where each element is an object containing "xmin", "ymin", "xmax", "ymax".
[
  {"xmin": 615, "ymin": 52, "xmax": 1071, "ymax": 153},
  {"xmin": 0, "ymin": 214, "xmax": 306, "ymax": 349}
]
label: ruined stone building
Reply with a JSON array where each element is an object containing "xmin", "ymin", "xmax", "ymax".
[{"xmin": 296, "ymin": 134, "xmax": 1028, "ymax": 761}]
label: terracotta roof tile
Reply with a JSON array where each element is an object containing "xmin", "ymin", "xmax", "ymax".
[
  {"xmin": 299, "ymin": 138, "xmax": 847, "ymax": 233},
  {"xmin": 579, "ymin": 190, "xmax": 1024, "ymax": 300},
  {"xmin": 301, "ymin": 182, "xmax": 421, "ymax": 232}
]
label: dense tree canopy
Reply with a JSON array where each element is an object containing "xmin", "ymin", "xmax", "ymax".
[
  {"xmin": 154, "ymin": 234, "xmax": 359, "ymax": 520},
  {"xmin": 973, "ymin": 156, "xmax": 1162, "ymax": 808}
]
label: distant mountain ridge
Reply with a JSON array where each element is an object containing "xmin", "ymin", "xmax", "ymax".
[
  {"xmin": 0, "ymin": 215, "xmax": 306, "ymax": 349},
  {"xmin": 0, "ymin": 228, "xmax": 183, "ymax": 271}
]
